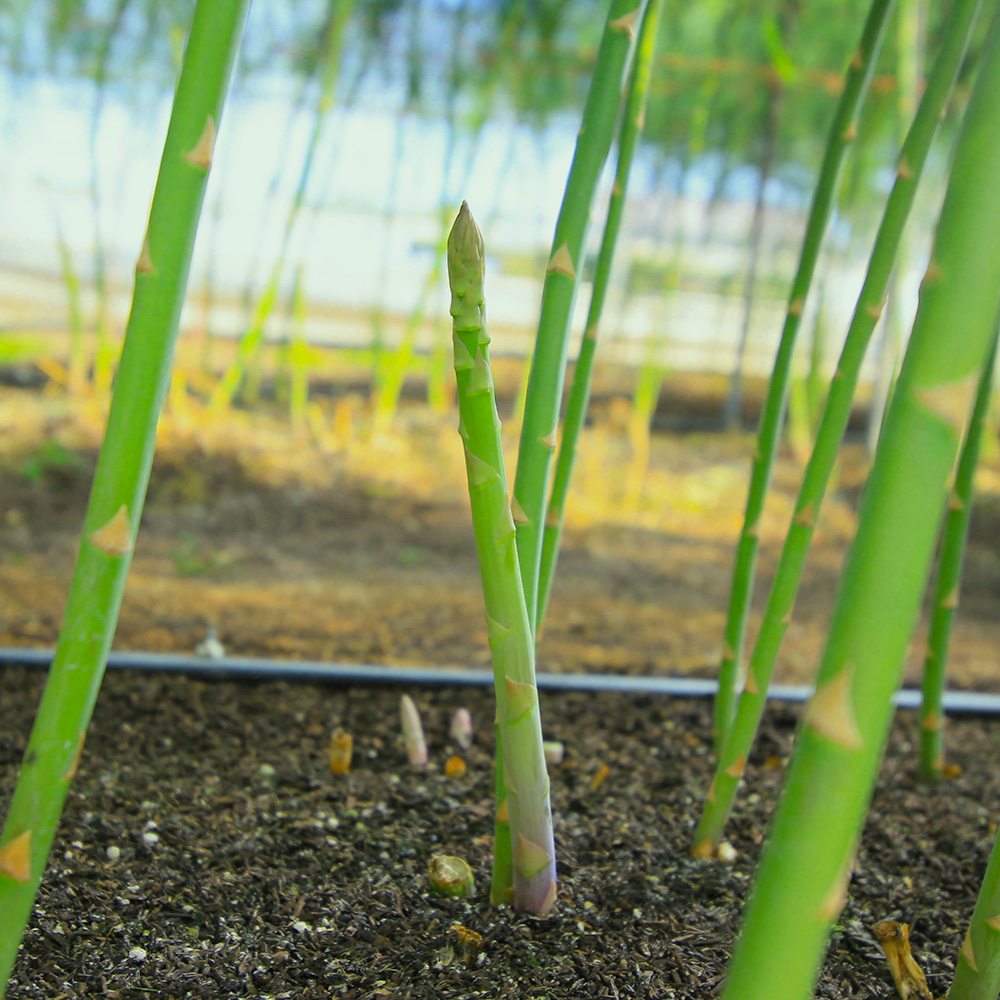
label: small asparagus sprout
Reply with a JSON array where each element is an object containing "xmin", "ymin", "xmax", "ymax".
[
  {"xmin": 400, "ymin": 695, "xmax": 428, "ymax": 768},
  {"xmin": 328, "ymin": 728, "xmax": 353, "ymax": 776},
  {"xmin": 448, "ymin": 202, "xmax": 556, "ymax": 916},
  {"xmin": 444, "ymin": 756, "xmax": 467, "ymax": 778},
  {"xmin": 873, "ymin": 922, "xmax": 933, "ymax": 1000},
  {"xmin": 428, "ymin": 855, "xmax": 475, "ymax": 899},
  {"xmin": 450, "ymin": 707, "xmax": 473, "ymax": 750}
]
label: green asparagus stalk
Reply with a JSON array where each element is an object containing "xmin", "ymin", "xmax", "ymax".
[
  {"xmin": 949, "ymin": 800, "xmax": 1000, "ymax": 1000},
  {"xmin": 719, "ymin": 9, "xmax": 1000, "ymax": 998},
  {"xmin": 919, "ymin": 321, "xmax": 998, "ymax": 782},
  {"xmin": 713, "ymin": 0, "xmax": 894, "ymax": 753},
  {"xmin": 693, "ymin": 0, "xmax": 983, "ymax": 857},
  {"xmin": 537, "ymin": 0, "xmax": 664, "ymax": 629},
  {"xmin": 448, "ymin": 202, "xmax": 556, "ymax": 916},
  {"xmin": 0, "ymin": 3, "xmax": 250, "ymax": 992},
  {"xmin": 513, "ymin": 0, "xmax": 647, "ymax": 636}
]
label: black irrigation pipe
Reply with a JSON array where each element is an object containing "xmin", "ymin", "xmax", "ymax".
[{"xmin": 2, "ymin": 646, "xmax": 1000, "ymax": 716}]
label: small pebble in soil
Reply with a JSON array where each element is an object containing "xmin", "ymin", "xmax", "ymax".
[
  {"xmin": 106, "ymin": 845, "xmax": 121, "ymax": 862},
  {"xmin": 717, "ymin": 841, "xmax": 737, "ymax": 863},
  {"xmin": 128, "ymin": 947, "xmax": 147, "ymax": 963}
]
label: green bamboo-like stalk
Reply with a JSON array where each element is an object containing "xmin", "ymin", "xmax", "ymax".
[
  {"xmin": 0, "ymin": 3, "xmax": 249, "ymax": 992},
  {"xmin": 536, "ymin": 0, "xmax": 663, "ymax": 630},
  {"xmin": 719, "ymin": 11, "xmax": 1000, "ymax": 997},
  {"xmin": 693, "ymin": 0, "xmax": 983, "ymax": 858},
  {"xmin": 713, "ymin": 0, "xmax": 894, "ymax": 753},
  {"xmin": 919, "ymin": 322, "xmax": 998, "ymax": 782},
  {"xmin": 448, "ymin": 202, "xmax": 556, "ymax": 916},
  {"xmin": 949, "ymin": 800, "xmax": 1000, "ymax": 1000},
  {"xmin": 513, "ymin": 0, "xmax": 647, "ymax": 636}
]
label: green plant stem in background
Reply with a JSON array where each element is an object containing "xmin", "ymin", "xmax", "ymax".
[
  {"xmin": 0, "ymin": 2, "xmax": 249, "ymax": 992},
  {"xmin": 713, "ymin": 0, "xmax": 894, "ymax": 753},
  {"xmin": 693, "ymin": 0, "xmax": 983, "ymax": 857},
  {"xmin": 536, "ymin": 0, "xmax": 664, "ymax": 630},
  {"xmin": 919, "ymin": 321, "xmax": 998, "ymax": 782},
  {"xmin": 719, "ymin": 10, "xmax": 1000, "ymax": 997},
  {"xmin": 289, "ymin": 263, "xmax": 311, "ymax": 434},
  {"xmin": 448, "ymin": 202, "xmax": 556, "ymax": 916},
  {"xmin": 211, "ymin": 0, "xmax": 353, "ymax": 412},
  {"xmin": 949, "ymin": 790, "xmax": 1000, "ymax": 1000},
  {"xmin": 513, "ymin": 0, "xmax": 646, "ymax": 636},
  {"xmin": 54, "ymin": 223, "xmax": 87, "ymax": 395}
]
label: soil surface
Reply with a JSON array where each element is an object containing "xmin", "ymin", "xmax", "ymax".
[
  {"xmin": 1, "ymin": 377, "xmax": 1000, "ymax": 998},
  {"xmin": 3, "ymin": 667, "xmax": 1000, "ymax": 999}
]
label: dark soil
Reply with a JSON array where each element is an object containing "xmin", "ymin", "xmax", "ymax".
[
  {"xmin": 1, "ymin": 382, "xmax": 1000, "ymax": 998},
  {"xmin": 2, "ymin": 665, "xmax": 998, "ymax": 999}
]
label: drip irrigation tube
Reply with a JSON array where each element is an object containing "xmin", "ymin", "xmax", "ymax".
[{"xmin": 2, "ymin": 646, "xmax": 1000, "ymax": 715}]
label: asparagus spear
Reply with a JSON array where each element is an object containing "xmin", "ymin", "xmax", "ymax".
[{"xmin": 448, "ymin": 202, "xmax": 556, "ymax": 916}]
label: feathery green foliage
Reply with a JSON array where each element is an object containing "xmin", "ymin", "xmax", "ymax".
[
  {"xmin": 719, "ymin": 10, "xmax": 1000, "ymax": 995},
  {"xmin": 713, "ymin": 0, "xmax": 895, "ymax": 752},
  {"xmin": 0, "ymin": 3, "xmax": 250, "ymax": 991}
]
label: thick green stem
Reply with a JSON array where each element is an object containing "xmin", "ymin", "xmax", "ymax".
[
  {"xmin": 448, "ymin": 203, "xmax": 556, "ymax": 916},
  {"xmin": 919, "ymin": 321, "xmax": 998, "ymax": 782},
  {"xmin": 949, "ymin": 793, "xmax": 1000, "ymax": 1000},
  {"xmin": 713, "ymin": 0, "xmax": 894, "ymax": 752},
  {"xmin": 694, "ymin": 0, "xmax": 983, "ymax": 855},
  {"xmin": 513, "ymin": 0, "xmax": 646, "ymax": 636},
  {"xmin": 719, "ymin": 11, "xmax": 1000, "ymax": 998},
  {"xmin": 0, "ymin": 3, "xmax": 249, "ymax": 993},
  {"xmin": 537, "ymin": 0, "xmax": 664, "ymax": 630}
]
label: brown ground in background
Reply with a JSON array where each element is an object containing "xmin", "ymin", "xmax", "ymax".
[{"xmin": 0, "ymin": 370, "xmax": 998, "ymax": 690}]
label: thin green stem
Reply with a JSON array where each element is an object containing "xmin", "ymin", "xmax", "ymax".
[
  {"xmin": 537, "ymin": 0, "xmax": 664, "ymax": 630},
  {"xmin": 448, "ymin": 202, "xmax": 556, "ymax": 916},
  {"xmin": 694, "ymin": 0, "xmax": 984, "ymax": 856},
  {"xmin": 713, "ymin": 0, "xmax": 894, "ymax": 753},
  {"xmin": 919, "ymin": 321, "xmax": 998, "ymax": 782},
  {"xmin": 513, "ymin": 0, "xmax": 646, "ymax": 636},
  {"xmin": 0, "ymin": 3, "xmax": 249, "ymax": 992},
  {"xmin": 719, "ymin": 11, "xmax": 1000, "ymax": 997}
]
